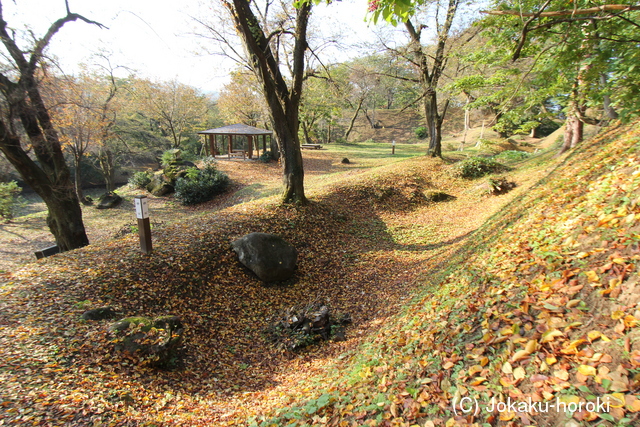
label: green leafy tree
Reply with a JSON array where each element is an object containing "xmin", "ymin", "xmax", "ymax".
[
  {"xmin": 217, "ymin": 69, "xmax": 267, "ymax": 127},
  {"xmin": 481, "ymin": 1, "xmax": 640, "ymax": 152},
  {"xmin": 136, "ymin": 78, "xmax": 210, "ymax": 150}
]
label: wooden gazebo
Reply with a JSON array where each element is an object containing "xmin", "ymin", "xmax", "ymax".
[{"xmin": 197, "ymin": 124, "xmax": 273, "ymax": 159}]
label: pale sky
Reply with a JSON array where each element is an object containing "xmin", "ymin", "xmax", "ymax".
[{"xmin": 2, "ymin": 0, "xmax": 383, "ymax": 93}]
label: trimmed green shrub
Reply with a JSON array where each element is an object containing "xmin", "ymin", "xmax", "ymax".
[
  {"xmin": 456, "ymin": 157, "xmax": 507, "ymax": 179},
  {"xmin": 0, "ymin": 181, "xmax": 23, "ymax": 221},
  {"xmin": 174, "ymin": 163, "xmax": 229, "ymax": 205},
  {"xmin": 259, "ymin": 151, "xmax": 272, "ymax": 163},
  {"xmin": 414, "ymin": 126, "xmax": 428, "ymax": 139},
  {"xmin": 128, "ymin": 171, "xmax": 152, "ymax": 189},
  {"xmin": 493, "ymin": 150, "xmax": 531, "ymax": 162},
  {"xmin": 160, "ymin": 149, "xmax": 182, "ymax": 168}
]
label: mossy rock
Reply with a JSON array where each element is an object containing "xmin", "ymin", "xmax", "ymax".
[
  {"xmin": 108, "ymin": 316, "xmax": 184, "ymax": 367},
  {"xmin": 424, "ymin": 191, "xmax": 455, "ymax": 203}
]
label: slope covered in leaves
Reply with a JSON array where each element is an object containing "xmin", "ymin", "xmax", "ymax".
[
  {"xmin": 251, "ymin": 122, "xmax": 640, "ymax": 427},
  {"xmin": 0, "ymin": 148, "xmax": 528, "ymax": 426}
]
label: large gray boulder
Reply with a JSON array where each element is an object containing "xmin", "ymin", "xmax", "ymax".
[{"xmin": 231, "ymin": 232, "xmax": 298, "ymax": 282}]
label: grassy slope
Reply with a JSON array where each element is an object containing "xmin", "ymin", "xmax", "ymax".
[
  {"xmin": 252, "ymin": 122, "xmax": 640, "ymax": 427},
  {"xmin": 0, "ymin": 121, "xmax": 638, "ymax": 427},
  {"xmin": 0, "ymin": 144, "xmax": 517, "ymax": 426}
]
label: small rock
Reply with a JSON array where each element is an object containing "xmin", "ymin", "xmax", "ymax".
[
  {"xmin": 96, "ymin": 193, "xmax": 123, "ymax": 209},
  {"xmin": 424, "ymin": 190, "xmax": 455, "ymax": 203},
  {"xmin": 82, "ymin": 306, "xmax": 117, "ymax": 321}
]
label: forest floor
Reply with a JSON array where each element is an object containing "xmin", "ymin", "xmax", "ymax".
[{"xmin": 2, "ymin": 122, "xmax": 639, "ymax": 426}]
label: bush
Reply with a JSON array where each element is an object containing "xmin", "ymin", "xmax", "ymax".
[
  {"xmin": 160, "ymin": 149, "xmax": 182, "ymax": 168},
  {"xmin": 456, "ymin": 157, "xmax": 507, "ymax": 179},
  {"xmin": 174, "ymin": 162, "xmax": 229, "ymax": 205},
  {"xmin": 0, "ymin": 181, "xmax": 23, "ymax": 221},
  {"xmin": 128, "ymin": 171, "xmax": 152, "ymax": 189},
  {"xmin": 493, "ymin": 150, "xmax": 531, "ymax": 162},
  {"xmin": 414, "ymin": 126, "xmax": 428, "ymax": 139},
  {"xmin": 259, "ymin": 151, "xmax": 272, "ymax": 163}
]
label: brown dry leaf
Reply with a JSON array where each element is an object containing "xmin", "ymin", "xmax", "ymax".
[
  {"xmin": 554, "ymin": 369, "xmax": 570, "ymax": 381},
  {"xmin": 625, "ymin": 395, "xmax": 640, "ymax": 412}
]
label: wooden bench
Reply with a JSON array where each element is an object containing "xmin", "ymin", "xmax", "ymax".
[
  {"xmin": 301, "ymin": 144, "xmax": 322, "ymax": 150},
  {"xmin": 228, "ymin": 150, "xmax": 246, "ymax": 159},
  {"xmin": 35, "ymin": 245, "xmax": 60, "ymax": 260}
]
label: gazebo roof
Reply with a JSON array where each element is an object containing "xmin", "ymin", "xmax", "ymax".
[{"xmin": 197, "ymin": 123, "xmax": 272, "ymax": 136}]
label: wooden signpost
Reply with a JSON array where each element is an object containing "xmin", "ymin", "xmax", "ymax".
[{"xmin": 134, "ymin": 196, "xmax": 152, "ymax": 253}]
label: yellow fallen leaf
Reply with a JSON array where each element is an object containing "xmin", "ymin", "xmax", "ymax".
[
  {"xmin": 546, "ymin": 355, "xmax": 558, "ymax": 365},
  {"xmin": 605, "ymin": 393, "xmax": 625, "ymax": 408},
  {"xmin": 624, "ymin": 315, "xmax": 638, "ymax": 328},
  {"xmin": 470, "ymin": 377, "xmax": 486, "ymax": 386},
  {"xmin": 557, "ymin": 395, "xmax": 580, "ymax": 405},
  {"xmin": 587, "ymin": 330, "xmax": 602, "ymax": 341},
  {"xmin": 541, "ymin": 329, "xmax": 563, "ymax": 343},
  {"xmin": 512, "ymin": 349, "xmax": 530, "ymax": 362},
  {"xmin": 612, "ymin": 258, "xmax": 625, "ymax": 265},
  {"xmin": 566, "ymin": 299, "xmax": 581, "ymax": 308},
  {"xmin": 513, "ymin": 367, "xmax": 526, "ymax": 380},
  {"xmin": 525, "ymin": 339, "xmax": 537, "ymax": 354},
  {"xmin": 560, "ymin": 339, "xmax": 586, "ymax": 354},
  {"xmin": 612, "ymin": 310, "xmax": 625, "ymax": 320},
  {"xmin": 585, "ymin": 270, "xmax": 600, "ymax": 283},
  {"xmin": 498, "ymin": 410, "xmax": 516, "ymax": 421},
  {"xmin": 502, "ymin": 362, "xmax": 513, "ymax": 374},
  {"xmin": 468, "ymin": 365, "xmax": 483, "ymax": 376},
  {"xmin": 577, "ymin": 365, "xmax": 597, "ymax": 376}
]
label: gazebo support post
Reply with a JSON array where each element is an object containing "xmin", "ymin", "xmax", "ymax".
[{"xmin": 248, "ymin": 135, "xmax": 253, "ymax": 159}]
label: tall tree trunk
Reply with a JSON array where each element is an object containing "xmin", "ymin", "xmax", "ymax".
[
  {"xmin": 224, "ymin": 0, "xmax": 309, "ymax": 204},
  {"xmin": 423, "ymin": 90, "xmax": 442, "ymax": 157},
  {"xmin": 302, "ymin": 121, "xmax": 312, "ymax": 145},
  {"xmin": 344, "ymin": 98, "xmax": 364, "ymax": 141},
  {"xmin": 0, "ymin": 4, "xmax": 101, "ymax": 251},
  {"xmin": 0, "ymin": 121, "xmax": 89, "ymax": 251},
  {"xmin": 73, "ymin": 153, "xmax": 85, "ymax": 203},
  {"xmin": 363, "ymin": 107, "xmax": 377, "ymax": 129},
  {"xmin": 404, "ymin": 0, "xmax": 459, "ymax": 158}
]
